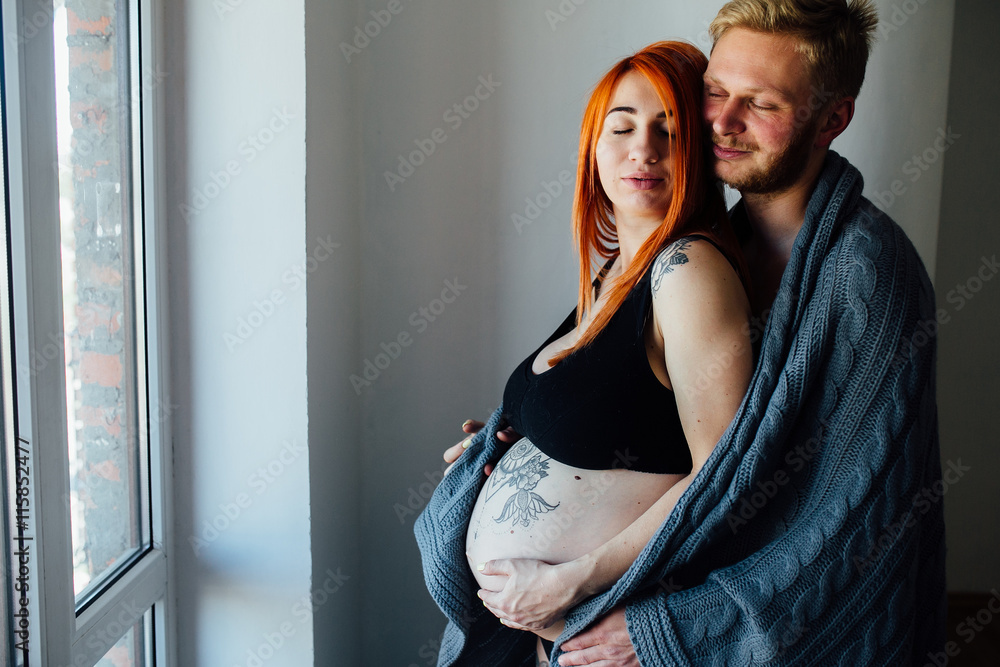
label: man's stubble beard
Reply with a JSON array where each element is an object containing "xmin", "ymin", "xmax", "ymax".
[{"xmin": 713, "ymin": 119, "xmax": 818, "ymax": 196}]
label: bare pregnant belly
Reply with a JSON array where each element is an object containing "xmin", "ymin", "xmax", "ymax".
[{"xmin": 465, "ymin": 437, "xmax": 683, "ymax": 596}]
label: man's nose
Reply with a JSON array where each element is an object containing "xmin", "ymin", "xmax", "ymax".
[{"xmin": 712, "ymin": 98, "xmax": 746, "ymax": 137}]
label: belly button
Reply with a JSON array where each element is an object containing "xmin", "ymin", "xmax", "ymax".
[{"xmin": 574, "ymin": 476, "xmax": 581, "ymax": 480}]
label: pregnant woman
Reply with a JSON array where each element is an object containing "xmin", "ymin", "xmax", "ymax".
[{"xmin": 434, "ymin": 41, "xmax": 753, "ymax": 665}]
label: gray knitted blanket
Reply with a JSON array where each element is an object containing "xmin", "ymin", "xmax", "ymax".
[{"xmin": 414, "ymin": 151, "xmax": 946, "ymax": 666}]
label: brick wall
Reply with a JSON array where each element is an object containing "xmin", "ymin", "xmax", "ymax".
[{"xmin": 61, "ymin": 0, "xmax": 140, "ymax": 598}]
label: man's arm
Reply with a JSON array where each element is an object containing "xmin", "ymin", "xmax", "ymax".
[{"xmin": 443, "ymin": 418, "xmax": 521, "ymax": 477}]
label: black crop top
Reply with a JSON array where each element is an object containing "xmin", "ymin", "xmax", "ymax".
[{"xmin": 502, "ymin": 255, "xmax": 692, "ymax": 474}]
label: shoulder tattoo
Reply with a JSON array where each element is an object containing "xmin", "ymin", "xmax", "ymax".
[{"xmin": 651, "ymin": 238, "xmax": 692, "ymax": 293}]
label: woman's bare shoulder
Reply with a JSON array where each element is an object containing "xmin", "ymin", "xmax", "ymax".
[{"xmin": 650, "ymin": 236, "xmax": 742, "ymax": 298}]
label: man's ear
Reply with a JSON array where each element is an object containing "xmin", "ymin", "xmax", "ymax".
[{"xmin": 815, "ymin": 97, "xmax": 855, "ymax": 148}]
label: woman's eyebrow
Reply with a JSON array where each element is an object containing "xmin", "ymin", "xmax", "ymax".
[
  {"xmin": 605, "ymin": 106, "xmax": 668, "ymax": 118},
  {"xmin": 607, "ymin": 106, "xmax": 636, "ymax": 116}
]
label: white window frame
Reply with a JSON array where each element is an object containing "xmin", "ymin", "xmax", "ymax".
[{"xmin": 2, "ymin": 0, "xmax": 174, "ymax": 664}]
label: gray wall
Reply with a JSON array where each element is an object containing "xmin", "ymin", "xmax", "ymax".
[
  {"xmin": 162, "ymin": 0, "xmax": 993, "ymax": 665},
  {"xmin": 305, "ymin": 0, "xmax": 363, "ymax": 664},
  {"xmin": 935, "ymin": 0, "xmax": 1000, "ymax": 593}
]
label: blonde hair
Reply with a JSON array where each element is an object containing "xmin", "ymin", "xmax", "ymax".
[{"xmin": 710, "ymin": 0, "xmax": 878, "ymax": 102}]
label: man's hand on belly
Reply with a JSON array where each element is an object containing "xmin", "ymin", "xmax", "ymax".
[
  {"xmin": 557, "ymin": 606, "xmax": 638, "ymax": 666},
  {"xmin": 476, "ymin": 557, "xmax": 592, "ymax": 631},
  {"xmin": 443, "ymin": 418, "xmax": 521, "ymax": 477}
]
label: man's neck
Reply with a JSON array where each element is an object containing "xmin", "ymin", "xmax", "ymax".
[
  {"xmin": 738, "ymin": 157, "xmax": 825, "ymax": 317},
  {"xmin": 741, "ymin": 172, "xmax": 817, "ymax": 257},
  {"xmin": 742, "ymin": 194, "xmax": 804, "ymax": 260}
]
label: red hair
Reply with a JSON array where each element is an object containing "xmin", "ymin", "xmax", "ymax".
[{"xmin": 551, "ymin": 40, "xmax": 747, "ymax": 366}]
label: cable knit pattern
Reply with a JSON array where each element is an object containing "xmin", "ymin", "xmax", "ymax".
[{"xmin": 414, "ymin": 152, "xmax": 946, "ymax": 666}]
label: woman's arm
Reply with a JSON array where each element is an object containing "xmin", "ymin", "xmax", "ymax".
[
  {"xmin": 478, "ymin": 239, "xmax": 753, "ymax": 630},
  {"xmin": 577, "ymin": 239, "xmax": 753, "ymax": 592}
]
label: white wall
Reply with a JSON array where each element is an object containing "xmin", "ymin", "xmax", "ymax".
[
  {"xmin": 163, "ymin": 0, "xmax": 983, "ymax": 664},
  {"xmin": 165, "ymin": 1, "xmax": 313, "ymax": 665}
]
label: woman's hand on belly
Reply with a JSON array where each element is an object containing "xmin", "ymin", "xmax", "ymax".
[
  {"xmin": 476, "ymin": 557, "xmax": 594, "ymax": 632},
  {"xmin": 465, "ymin": 437, "xmax": 679, "ymax": 635}
]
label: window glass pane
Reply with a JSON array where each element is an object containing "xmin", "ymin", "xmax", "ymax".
[
  {"xmin": 52, "ymin": 0, "xmax": 148, "ymax": 598},
  {"xmin": 95, "ymin": 617, "xmax": 145, "ymax": 667}
]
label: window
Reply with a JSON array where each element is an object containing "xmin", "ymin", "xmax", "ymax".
[
  {"xmin": 2, "ymin": 0, "xmax": 172, "ymax": 664},
  {"xmin": 2, "ymin": 34, "xmax": 18, "ymax": 663}
]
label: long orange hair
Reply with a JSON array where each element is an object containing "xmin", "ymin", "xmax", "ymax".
[{"xmin": 550, "ymin": 41, "xmax": 747, "ymax": 366}]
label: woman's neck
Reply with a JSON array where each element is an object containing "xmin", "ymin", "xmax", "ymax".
[{"xmin": 614, "ymin": 215, "xmax": 661, "ymax": 272}]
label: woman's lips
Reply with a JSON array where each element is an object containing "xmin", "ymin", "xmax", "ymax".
[
  {"xmin": 622, "ymin": 174, "xmax": 665, "ymax": 190},
  {"xmin": 713, "ymin": 144, "xmax": 750, "ymax": 160}
]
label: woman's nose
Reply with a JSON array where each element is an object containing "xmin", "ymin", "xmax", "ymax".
[{"xmin": 629, "ymin": 130, "xmax": 660, "ymax": 163}]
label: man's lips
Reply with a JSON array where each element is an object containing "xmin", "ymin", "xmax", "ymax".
[
  {"xmin": 622, "ymin": 173, "xmax": 665, "ymax": 190},
  {"xmin": 713, "ymin": 144, "xmax": 751, "ymax": 160}
]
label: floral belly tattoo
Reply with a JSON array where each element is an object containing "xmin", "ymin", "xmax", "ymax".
[{"xmin": 483, "ymin": 439, "xmax": 560, "ymax": 528}]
